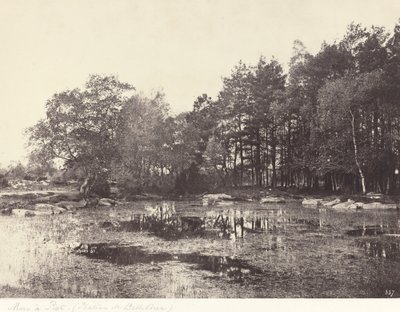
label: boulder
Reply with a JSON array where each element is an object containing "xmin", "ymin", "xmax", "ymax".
[
  {"xmin": 203, "ymin": 193, "xmax": 232, "ymax": 200},
  {"xmin": 34, "ymin": 204, "xmax": 66, "ymax": 214},
  {"xmin": 322, "ymin": 198, "xmax": 341, "ymax": 206},
  {"xmin": 202, "ymin": 193, "xmax": 233, "ymax": 206},
  {"xmin": 362, "ymin": 202, "xmax": 398, "ymax": 210},
  {"xmin": 332, "ymin": 199, "xmax": 362, "ymax": 210},
  {"xmin": 260, "ymin": 196, "xmax": 286, "ymax": 203},
  {"xmin": 354, "ymin": 202, "xmax": 365, "ymax": 209},
  {"xmin": 1, "ymin": 207, "xmax": 12, "ymax": 215},
  {"xmin": 12, "ymin": 209, "xmax": 36, "ymax": 217},
  {"xmin": 56, "ymin": 200, "xmax": 86, "ymax": 210},
  {"xmin": 98, "ymin": 198, "xmax": 115, "ymax": 206},
  {"xmin": 366, "ymin": 192, "xmax": 384, "ymax": 199},
  {"xmin": 216, "ymin": 201, "xmax": 234, "ymax": 206},
  {"xmin": 302, "ymin": 198, "xmax": 323, "ymax": 206}
]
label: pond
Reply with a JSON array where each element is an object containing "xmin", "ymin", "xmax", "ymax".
[{"xmin": 1, "ymin": 200, "xmax": 400, "ymax": 298}]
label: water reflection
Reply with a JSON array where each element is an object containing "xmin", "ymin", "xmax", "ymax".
[
  {"xmin": 4, "ymin": 200, "xmax": 400, "ymax": 297},
  {"xmin": 101, "ymin": 203, "xmax": 323, "ymax": 240},
  {"xmin": 346, "ymin": 225, "xmax": 400, "ymax": 236},
  {"xmin": 357, "ymin": 239, "xmax": 400, "ymax": 261},
  {"xmin": 74, "ymin": 243, "xmax": 263, "ymax": 282}
]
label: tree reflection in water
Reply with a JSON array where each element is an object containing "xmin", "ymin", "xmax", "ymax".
[
  {"xmin": 357, "ymin": 239, "xmax": 400, "ymax": 261},
  {"xmin": 101, "ymin": 203, "xmax": 323, "ymax": 240},
  {"xmin": 74, "ymin": 243, "xmax": 263, "ymax": 282}
]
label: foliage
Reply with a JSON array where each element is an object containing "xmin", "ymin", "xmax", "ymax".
[{"xmin": 26, "ymin": 20, "xmax": 400, "ymax": 195}]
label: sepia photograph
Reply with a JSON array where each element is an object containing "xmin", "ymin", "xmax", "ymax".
[{"xmin": 1, "ymin": 0, "xmax": 400, "ymax": 305}]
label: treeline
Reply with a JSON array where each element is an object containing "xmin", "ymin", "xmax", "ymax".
[
  {"xmin": 28, "ymin": 21, "xmax": 400, "ymax": 195},
  {"xmin": 183, "ymin": 22, "xmax": 400, "ymax": 194}
]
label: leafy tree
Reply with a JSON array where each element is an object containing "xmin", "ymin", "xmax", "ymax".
[
  {"xmin": 28, "ymin": 75, "xmax": 134, "ymax": 197},
  {"xmin": 318, "ymin": 70, "xmax": 384, "ymax": 194}
]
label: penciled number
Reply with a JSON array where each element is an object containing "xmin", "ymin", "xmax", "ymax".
[{"xmin": 385, "ymin": 289, "xmax": 395, "ymax": 297}]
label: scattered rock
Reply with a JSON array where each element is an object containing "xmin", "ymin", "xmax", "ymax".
[
  {"xmin": 203, "ymin": 193, "xmax": 233, "ymax": 206},
  {"xmin": 366, "ymin": 192, "xmax": 384, "ymax": 199},
  {"xmin": 56, "ymin": 200, "xmax": 86, "ymax": 210},
  {"xmin": 260, "ymin": 196, "xmax": 286, "ymax": 203},
  {"xmin": 332, "ymin": 199, "xmax": 362, "ymax": 210},
  {"xmin": 1, "ymin": 207, "xmax": 12, "ymax": 215},
  {"xmin": 354, "ymin": 202, "xmax": 365, "ymax": 209},
  {"xmin": 216, "ymin": 201, "xmax": 234, "ymax": 206},
  {"xmin": 322, "ymin": 198, "xmax": 341, "ymax": 206},
  {"xmin": 383, "ymin": 234, "xmax": 400, "ymax": 237},
  {"xmin": 1, "ymin": 191, "xmax": 81, "ymax": 204},
  {"xmin": 302, "ymin": 198, "xmax": 323, "ymax": 206},
  {"xmin": 203, "ymin": 193, "xmax": 232, "ymax": 200},
  {"xmin": 98, "ymin": 198, "xmax": 117, "ymax": 206},
  {"xmin": 12, "ymin": 209, "xmax": 36, "ymax": 217},
  {"xmin": 98, "ymin": 199, "xmax": 112, "ymax": 206},
  {"xmin": 362, "ymin": 202, "xmax": 398, "ymax": 210}
]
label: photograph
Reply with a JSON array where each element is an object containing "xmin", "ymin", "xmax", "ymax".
[{"xmin": 1, "ymin": 0, "xmax": 400, "ymax": 303}]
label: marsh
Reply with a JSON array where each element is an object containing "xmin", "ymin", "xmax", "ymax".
[{"xmin": 1, "ymin": 200, "xmax": 400, "ymax": 298}]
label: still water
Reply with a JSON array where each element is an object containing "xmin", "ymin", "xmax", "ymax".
[{"xmin": 1, "ymin": 200, "xmax": 400, "ymax": 298}]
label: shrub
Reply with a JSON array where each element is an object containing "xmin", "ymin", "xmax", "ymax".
[
  {"xmin": 0, "ymin": 176, "xmax": 9, "ymax": 188},
  {"xmin": 91, "ymin": 176, "xmax": 111, "ymax": 198}
]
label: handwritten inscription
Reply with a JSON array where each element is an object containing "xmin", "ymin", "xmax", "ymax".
[{"xmin": 7, "ymin": 301, "xmax": 174, "ymax": 312}]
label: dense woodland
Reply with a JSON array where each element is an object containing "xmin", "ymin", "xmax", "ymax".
[{"xmin": 21, "ymin": 21, "xmax": 400, "ymax": 196}]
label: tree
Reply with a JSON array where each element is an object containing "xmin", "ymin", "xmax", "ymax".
[
  {"xmin": 28, "ymin": 75, "xmax": 134, "ymax": 197},
  {"xmin": 318, "ymin": 70, "xmax": 384, "ymax": 194},
  {"xmin": 114, "ymin": 91, "xmax": 174, "ymax": 193}
]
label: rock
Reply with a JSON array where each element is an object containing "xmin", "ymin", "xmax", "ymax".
[
  {"xmin": 34, "ymin": 204, "xmax": 66, "ymax": 214},
  {"xmin": 98, "ymin": 198, "xmax": 121, "ymax": 207},
  {"xmin": 203, "ymin": 193, "xmax": 232, "ymax": 200},
  {"xmin": 366, "ymin": 192, "xmax": 384, "ymax": 199},
  {"xmin": 332, "ymin": 199, "xmax": 358, "ymax": 210},
  {"xmin": 1, "ymin": 207, "xmax": 12, "ymax": 215},
  {"xmin": 98, "ymin": 198, "xmax": 114, "ymax": 206},
  {"xmin": 12, "ymin": 209, "xmax": 36, "ymax": 217},
  {"xmin": 362, "ymin": 202, "xmax": 398, "ymax": 210},
  {"xmin": 203, "ymin": 193, "xmax": 233, "ymax": 206},
  {"xmin": 302, "ymin": 198, "xmax": 323, "ymax": 206},
  {"xmin": 260, "ymin": 196, "xmax": 286, "ymax": 203},
  {"xmin": 322, "ymin": 198, "xmax": 341, "ymax": 206},
  {"xmin": 56, "ymin": 200, "xmax": 86, "ymax": 210},
  {"xmin": 354, "ymin": 202, "xmax": 364, "ymax": 209},
  {"xmin": 216, "ymin": 201, "xmax": 234, "ymax": 206}
]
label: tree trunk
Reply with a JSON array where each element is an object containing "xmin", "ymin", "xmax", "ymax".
[
  {"xmin": 271, "ymin": 122, "xmax": 277, "ymax": 188},
  {"xmin": 350, "ymin": 110, "xmax": 366, "ymax": 194}
]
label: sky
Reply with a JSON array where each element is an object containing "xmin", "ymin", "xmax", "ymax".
[{"xmin": 0, "ymin": 0, "xmax": 400, "ymax": 166}]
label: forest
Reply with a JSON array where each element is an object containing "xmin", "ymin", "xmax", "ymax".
[{"xmin": 21, "ymin": 21, "xmax": 400, "ymax": 196}]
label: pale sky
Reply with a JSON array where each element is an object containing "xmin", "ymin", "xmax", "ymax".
[{"xmin": 0, "ymin": 0, "xmax": 399, "ymax": 166}]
